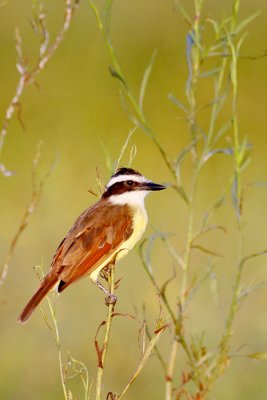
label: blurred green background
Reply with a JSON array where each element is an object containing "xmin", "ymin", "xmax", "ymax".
[{"xmin": 1, "ymin": 0, "xmax": 267, "ymax": 399}]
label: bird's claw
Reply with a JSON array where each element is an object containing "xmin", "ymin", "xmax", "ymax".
[{"xmin": 105, "ymin": 294, "xmax": 117, "ymax": 306}]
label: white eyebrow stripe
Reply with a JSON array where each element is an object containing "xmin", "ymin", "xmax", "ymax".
[{"xmin": 106, "ymin": 174, "xmax": 147, "ymax": 188}]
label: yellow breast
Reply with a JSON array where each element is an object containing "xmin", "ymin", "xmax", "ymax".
[
  {"xmin": 89, "ymin": 205, "xmax": 147, "ymax": 281},
  {"xmin": 116, "ymin": 205, "xmax": 148, "ymax": 261}
]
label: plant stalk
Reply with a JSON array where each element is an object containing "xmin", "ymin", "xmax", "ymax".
[{"xmin": 95, "ymin": 266, "xmax": 116, "ymax": 400}]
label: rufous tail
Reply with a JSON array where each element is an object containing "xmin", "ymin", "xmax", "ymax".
[{"xmin": 18, "ymin": 275, "xmax": 58, "ymax": 324}]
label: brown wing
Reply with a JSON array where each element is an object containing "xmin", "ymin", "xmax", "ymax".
[
  {"xmin": 50, "ymin": 199, "xmax": 133, "ymax": 291},
  {"xmin": 18, "ymin": 199, "xmax": 133, "ymax": 323}
]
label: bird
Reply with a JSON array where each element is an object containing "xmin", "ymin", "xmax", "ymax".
[{"xmin": 18, "ymin": 167, "xmax": 166, "ymax": 323}]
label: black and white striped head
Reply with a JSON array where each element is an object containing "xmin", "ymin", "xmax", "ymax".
[{"xmin": 102, "ymin": 167, "xmax": 166, "ymax": 207}]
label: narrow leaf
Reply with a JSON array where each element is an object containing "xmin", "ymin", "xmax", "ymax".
[
  {"xmin": 175, "ymin": 137, "xmax": 200, "ymax": 170},
  {"xmin": 202, "ymin": 147, "xmax": 233, "ymax": 163},
  {"xmin": 128, "ymin": 143, "xmax": 137, "ymax": 166},
  {"xmin": 214, "ymin": 120, "xmax": 232, "ymax": 143},
  {"xmin": 109, "ymin": 65, "xmax": 127, "ymax": 88},
  {"xmin": 174, "ymin": 0, "xmax": 192, "ymax": 25},
  {"xmin": 168, "ymin": 93, "xmax": 188, "ymax": 113},
  {"xmin": 186, "ymin": 31, "xmax": 194, "ymax": 88},
  {"xmin": 245, "ymin": 352, "xmax": 267, "ymax": 360},
  {"xmin": 193, "ymin": 224, "xmax": 227, "ymax": 243},
  {"xmin": 103, "ymin": 0, "xmax": 114, "ymax": 34},
  {"xmin": 139, "ymin": 50, "xmax": 157, "ymax": 114},
  {"xmin": 206, "ymin": 18, "xmax": 219, "ymax": 36},
  {"xmin": 173, "ymin": 184, "xmax": 189, "ymax": 204},
  {"xmin": 240, "ymin": 156, "xmax": 251, "ymax": 172},
  {"xmin": 114, "ymin": 126, "xmax": 137, "ymax": 172},
  {"xmin": 200, "ymin": 68, "xmax": 222, "ymax": 78},
  {"xmin": 99, "ymin": 139, "xmax": 113, "ymax": 173},
  {"xmin": 238, "ymin": 280, "xmax": 267, "ymax": 301},
  {"xmin": 199, "ymin": 94, "xmax": 226, "ymax": 112},
  {"xmin": 234, "ymin": 11, "xmax": 261, "ymax": 35},
  {"xmin": 118, "ymin": 325, "xmax": 168, "ymax": 399},
  {"xmin": 173, "ymin": 138, "xmax": 200, "ymax": 204},
  {"xmin": 239, "ymin": 249, "xmax": 267, "ymax": 270},
  {"xmin": 231, "ymin": 0, "xmax": 240, "ymax": 29},
  {"xmin": 231, "ymin": 173, "xmax": 240, "ymax": 218},
  {"xmin": 94, "ymin": 320, "xmax": 107, "ymax": 368},
  {"xmin": 160, "ymin": 269, "xmax": 176, "ymax": 297},
  {"xmin": 251, "ymin": 182, "xmax": 267, "ymax": 188},
  {"xmin": 191, "ymin": 244, "xmax": 223, "ymax": 258}
]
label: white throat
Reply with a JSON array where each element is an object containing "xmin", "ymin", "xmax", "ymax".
[{"xmin": 108, "ymin": 190, "xmax": 149, "ymax": 210}]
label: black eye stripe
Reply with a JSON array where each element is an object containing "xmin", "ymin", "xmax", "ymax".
[{"xmin": 103, "ymin": 180, "xmax": 138, "ymax": 197}]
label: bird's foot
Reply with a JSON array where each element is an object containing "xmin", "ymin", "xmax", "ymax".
[{"xmin": 105, "ymin": 293, "xmax": 117, "ymax": 306}]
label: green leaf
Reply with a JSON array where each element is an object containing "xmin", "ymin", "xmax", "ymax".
[
  {"xmin": 200, "ymin": 68, "xmax": 222, "ymax": 78},
  {"xmin": 251, "ymin": 182, "xmax": 267, "ymax": 188},
  {"xmin": 118, "ymin": 325, "xmax": 168, "ymax": 399},
  {"xmin": 168, "ymin": 93, "xmax": 188, "ymax": 113},
  {"xmin": 103, "ymin": 0, "xmax": 114, "ymax": 34},
  {"xmin": 139, "ymin": 50, "xmax": 157, "ymax": 114},
  {"xmin": 238, "ymin": 280, "xmax": 267, "ymax": 301},
  {"xmin": 175, "ymin": 137, "xmax": 200, "ymax": 169},
  {"xmin": 206, "ymin": 18, "xmax": 219, "ymax": 36},
  {"xmin": 173, "ymin": 137, "xmax": 201, "ymax": 204},
  {"xmin": 174, "ymin": 0, "xmax": 192, "ymax": 25},
  {"xmin": 246, "ymin": 352, "xmax": 267, "ymax": 360},
  {"xmin": 231, "ymin": 0, "xmax": 240, "ymax": 29},
  {"xmin": 239, "ymin": 249, "xmax": 267, "ymax": 270},
  {"xmin": 193, "ymin": 224, "xmax": 227, "ymax": 243},
  {"xmin": 240, "ymin": 156, "xmax": 251, "ymax": 172},
  {"xmin": 128, "ymin": 143, "xmax": 137, "ymax": 166},
  {"xmin": 172, "ymin": 184, "xmax": 189, "ymax": 204},
  {"xmin": 191, "ymin": 244, "xmax": 223, "ymax": 258},
  {"xmin": 238, "ymin": 135, "xmax": 251, "ymax": 164},
  {"xmin": 202, "ymin": 147, "xmax": 233, "ymax": 163},
  {"xmin": 214, "ymin": 120, "xmax": 232, "ymax": 143},
  {"xmin": 234, "ymin": 11, "xmax": 261, "ymax": 35},
  {"xmin": 99, "ymin": 139, "xmax": 113, "ymax": 173},
  {"xmin": 114, "ymin": 126, "xmax": 137, "ymax": 171},
  {"xmin": 160, "ymin": 270, "xmax": 176, "ymax": 297},
  {"xmin": 109, "ymin": 65, "xmax": 127, "ymax": 88}
]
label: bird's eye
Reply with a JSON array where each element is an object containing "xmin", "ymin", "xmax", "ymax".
[{"xmin": 127, "ymin": 180, "xmax": 134, "ymax": 186}]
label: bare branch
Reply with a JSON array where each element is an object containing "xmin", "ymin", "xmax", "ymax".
[
  {"xmin": 0, "ymin": 143, "xmax": 56, "ymax": 287},
  {"xmin": 0, "ymin": 0, "xmax": 80, "ymax": 173}
]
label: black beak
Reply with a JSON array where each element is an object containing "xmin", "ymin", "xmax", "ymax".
[{"xmin": 143, "ymin": 181, "xmax": 166, "ymax": 191}]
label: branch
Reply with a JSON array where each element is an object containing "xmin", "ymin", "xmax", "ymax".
[
  {"xmin": 0, "ymin": 142, "xmax": 56, "ymax": 287},
  {"xmin": 95, "ymin": 264, "xmax": 116, "ymax": 400},
  {"xmin": 0, "ymin": 0, "xmax": 79, "ymax": 173}
]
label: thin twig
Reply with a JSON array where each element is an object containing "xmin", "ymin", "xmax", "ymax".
[
  {"xmin": 95, "ymin": 265, "xmax": 116, "ymax": 400},
  {"xmin": 45, "ymin": 296, "xmax": 69, "ymax": 400},
  {"xmin": 35, "ymin": 265, "xmax": 69, "ymax": 399},
  {"xmin": 165, "ymin": 340, "xmax": 178, "ymax": 400},
  {"xmin": 0, "ymin": 143, "xmax": 56, "ymax": 287},
  {"xmin": 0, "ymin": 0, "xmax": 79, "ymax": 171}
]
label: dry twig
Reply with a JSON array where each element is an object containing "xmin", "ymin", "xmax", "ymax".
[
  {"xmin": 0, "ymin": 0, "xmax": 79, "ymax": 175},
  {"xmin": 0, "ymin": 142, "xmax": 56, "ymax": 287}
]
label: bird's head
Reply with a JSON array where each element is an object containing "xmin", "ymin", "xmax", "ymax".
[{"xmin": 102, "ymin": 167, "xmax": 166, "ymax": 207}]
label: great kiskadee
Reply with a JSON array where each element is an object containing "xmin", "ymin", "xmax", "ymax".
[{"xmin": 18, "ymin": 167, "xmax": 166, "ymax": 323}]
